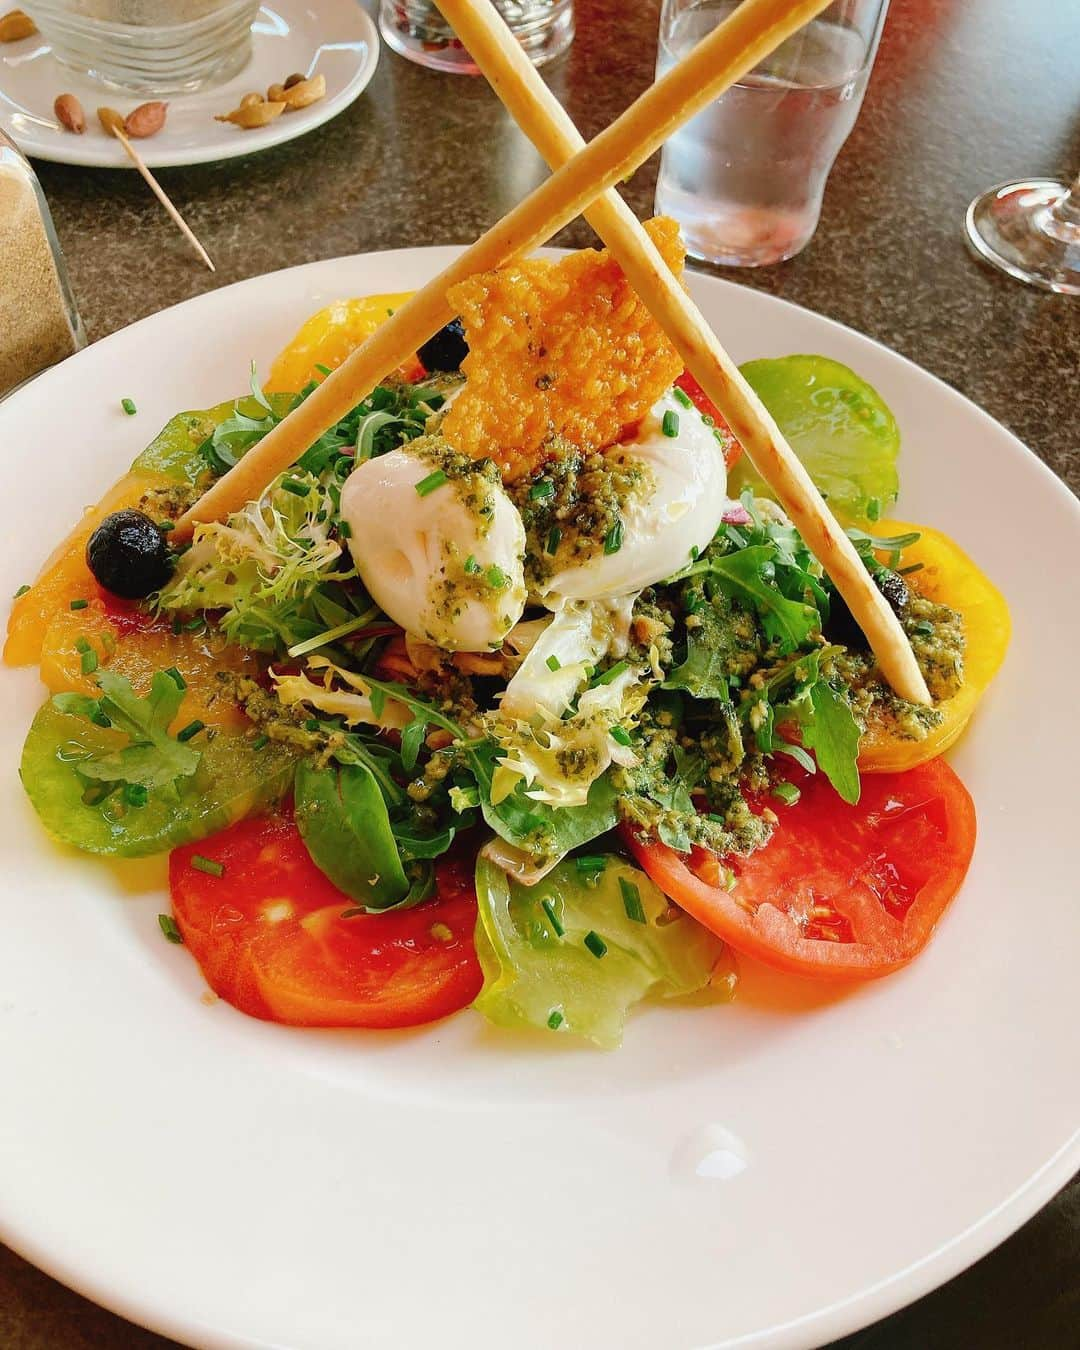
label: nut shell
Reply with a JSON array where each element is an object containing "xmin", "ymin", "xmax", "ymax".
[
  {"xmin": 124, "ymin": 101, "xmax": 168, "ymax": 138},
  {"xmin": 216, "ymin": 100, "xmax": 286, "ymax": 129},
  {"xmin": 54, "ymin": 93, "xmax": 86, "ymax": 134},
  {"xmin": 282, "ymin": 74, "xmax": 326, "ymax": 111},
  {"xmin": 0, "ymin": 9, "xmax": 37, "ymax": 41}
]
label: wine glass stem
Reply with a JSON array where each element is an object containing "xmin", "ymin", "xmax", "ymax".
[{"xmin": 1043, "ymin": 172, "xmax": 1080, "ymax": 245}]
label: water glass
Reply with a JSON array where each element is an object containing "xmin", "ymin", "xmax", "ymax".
[
  {"xmin": 655, "ymin": 0, "xmax": 889, "ymax": 267},
  {"xmin": 28, "ymin": 0, "xmax": 260, "ymax": 94},
  {"xmin": 379, "ymin": 0, "xmax": 574, "ymax": 73}
]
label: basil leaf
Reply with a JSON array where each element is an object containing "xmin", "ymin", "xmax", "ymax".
[{"xmin": 294, "ymin": 759, "xmax": 412, "ymax": 910}]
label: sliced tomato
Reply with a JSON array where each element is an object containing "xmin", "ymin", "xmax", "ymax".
[
  {"xmin": 170, "ymin": 809, "xmax": 483, "ymax": 1027},
  {"xmin": 621, "ymin": 759, "xmax": 976, "ymax": 980},
  {"xmin": 674, "ymin": 370, "xmax": 743, "ymax": 469},
  {"xmin": 859, "ymin": 521, "xmax": 1010, "ymax": 773}
]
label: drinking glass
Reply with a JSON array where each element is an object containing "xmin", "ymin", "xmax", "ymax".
[
  {"xmin": 965, "ymin": 173, "xmax": 1080, "ymax": 296},
  {"xmin": 654, "ymin": 0, "xmax": 889, "ymax": 267},
  {"xmin": 28, "ymin": 0, "xmax": 260, "ymax": 94},
  {"xmin": 378, "ymin": 0, "xmax": 574, "ymax": 73}
]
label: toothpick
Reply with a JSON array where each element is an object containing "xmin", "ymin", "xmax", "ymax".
[{"xmin": 102, "ymin": 116, "xmax": 215, "ymax": 273}]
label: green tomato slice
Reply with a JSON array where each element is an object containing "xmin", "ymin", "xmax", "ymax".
[
  {"xmin": 474, "ymin": 854, "xmax": 730, "ymax": 1048},
  {"xmin": 20, "ymin": 702, "xmax": 296, "ymax": 857},
  {"xmin": 731, "ymin": 354, "xmax": 900, "ymax": 527},
  {"xmin": 131, "ymin": 393, "xmax": 295, "ymax": 485}
]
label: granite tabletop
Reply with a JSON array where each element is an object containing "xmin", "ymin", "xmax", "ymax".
[{"xmin": 3, "ymin": 0, "xmax": 1078, "ymax": 1345}]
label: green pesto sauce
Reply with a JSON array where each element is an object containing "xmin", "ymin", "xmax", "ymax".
[
  {"xmin": 409, "ymin": 432, "xmax": 502, "ymax": 537},
  {"xmin": 508, "ymin": 437, "xmax": 655, "ymax": 587}
]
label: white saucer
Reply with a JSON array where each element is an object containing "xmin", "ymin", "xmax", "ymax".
[{"xmin": 0, "ymin": 0, "xmax": 378, "ymax": 168}]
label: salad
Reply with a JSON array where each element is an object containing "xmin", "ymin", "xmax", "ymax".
[{"xmin": 8, "ymin": 224, "xmax": 1010, "ymax": 1047}]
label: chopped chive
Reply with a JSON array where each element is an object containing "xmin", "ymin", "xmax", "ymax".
[
  {"xmin": 529, "ymin": 479, "xmax": 554, "ymax": 501},
  {"xmin": 486, "ymin": 564, "xmax": 507, "ymax": 590},
  {"xmin": 280, "ymin": 478, "xmax": 310, "ymax": 497},
  {"xmin": 662, "ymin": 409, "xmax": 680, "ymax": 438},
  {"xmin": 547, "ymin": 1009, "xmax": 564, "ymax": 1030},
  {"xmin": 69, "ymin": 598, "xmax": 89, "ymax": 610},
  {"xmin": 164, "ymin": 666, "xmax": 186, "ymax": 690},
  {"xmin": 337, "ymin": 520, "xmax": 352, "ymax": 539},
  {"xmin": 415, "ymin": 469, "xmax": 449, "ymax": 497},
  {"xmin": 120, "ymin": 397, "xmax": 137, "ymax": 416},
  {"xmin": 176, "ymin": 719, "xmax": 205, "ymax": 743},
  {"xmin": 158, "ymin": 913, "xmax": 183, "ymax": 943},
  {"xmin": 80, "ymin": 648, "xmax": 99, "ymax": 675},
  {"xmin": 304, "ymin": 718, "xmax": 321, "ymax": 732},
  {"xmin": 171, "ymin": 615, "xmax": 182, "ymax": 635},
  {"xmin": 464, "ymin": 554, "xmax": 480, "ymax": 575},
  {"xmin": 898, "ymin": 562, "xmax": 924, "ymax": 576},
  {"xmin": 672, "ymin": 385, "xmax": 692, "ymax": 409},
  {"xmin": 74, "ymin": 636, "xmax": 91, "ymax": 653},
  {"xmin": 772, "ymin": 781, "xmax": 801, "ymax": 806},
  {"xmin": 593, "ymin": 660, "xmax": 628, "ymax": 687},
  {"xmin": 14, "ymin": 584, "xmax": 30, "ymax": 598},
  {"xmin": 545, "ymin": 654, "xmax": 561, "ymax": 672},
  {"xmin": 124, "ymin": 782, "xmax": 149, "ymax": 808},
  {"xmin": 158, "ymin": 521, "xmax": 175, "ymax": 533},
  {"xmin": 603, "ymin": 518, "xmax": 624, "ymax": 555},
  {"xmin": 690, "ymin": 544, "xmax": 699, "ymax": 561},
  {"xmin": 545, "ymin": 526, "xmax": 562, "ymax": 556},
  {"xmin": 315, "ymin": 362, "xmax": 332, "ymax": 376},
  {"xmin": 541, "ymin": 897, "xmax": 565, "ymax": 938},
  {"xmin": 89, "ymin": 704, "xmax": 111, "ymax": 728},
  {"xmin": 866, "ymin": 497, "xmax": 882, "ymax": 522},
  {"xmin": 911, "ymin": 619, "xmax": 934, "ymax": 636},
  {"xmin": 251, "ymin": 733, "xmax": 270, "ymax": 751},
  {"xmin": 584, "ymin": 930, "xmax": 607, "ymax": 959},
  {"xmin": 609, "ymin": 725, "xmax": 632, "ymax": 747},
  {"xmin": 190, "ymin": 854, "xmax": 224, "ymax": 878},
  {"xmin": 619, "ymin": 876, "xmax": 647, "ymax": 924},
  {"xmin": 575, "ymin": 855, "xmax": 606, "ymax": 876},
  {"xmin": 183, "ymin": 616, "xmax": 206, "ymax": 632}
]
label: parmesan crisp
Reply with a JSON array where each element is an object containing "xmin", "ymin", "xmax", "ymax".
[{"xmin": 442, "ymin": 216, "xmax": 686, "ymax": 479}]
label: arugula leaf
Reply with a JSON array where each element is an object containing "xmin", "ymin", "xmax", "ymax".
[
  {"xmin": 663, "ymin": 633, "xmax": 730, "ymax": 700},
  {"xmin": 52, "ymin": 670, "xmax": 201, "ymax": 790},
  {"xmin": 670, "ymin": 547, "xmax": 820, "ymax": 653},
  {"xmin": 801, "ymin": 681, "xmax": 862, "ymax": 805}
]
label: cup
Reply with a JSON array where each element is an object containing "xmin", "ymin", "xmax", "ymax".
[
  {"xmin": 654, "ymin": 0, "xmax": 889, "ymax": 267},
  {"xmin": 378, "ymin": 0, "xmax": 574, "ymax": 73},
  {"xmin": 28, "ymin": 0, "xmax": 261, "ymax": 94}
]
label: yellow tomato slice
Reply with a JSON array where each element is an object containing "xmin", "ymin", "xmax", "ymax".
[
  {"xmin": 859, "ymin": 520, "xmax": 1010, "ymax": 772},
  {"xmin": 265, "ymin": 292, "xmax": 420, "ymax": 394},
  {"xmin": 38, "ymin": 601, "xmax": 257, "ymax": 730},
  {"xmin": 4, "ymin": 469, "xmax": 170, "ymax": 666}
]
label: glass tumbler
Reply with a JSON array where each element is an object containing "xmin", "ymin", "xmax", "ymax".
[
  {"xmin": 27, "ymin": 0, "xmax": 260, "ymax": 94},
  {"xmin": 655, "ymin": 0, "xmax": 889, "ymax": 267},
  {"xmin": 379, "ymin": 0, "xmax": 574, "ymax": 73}
]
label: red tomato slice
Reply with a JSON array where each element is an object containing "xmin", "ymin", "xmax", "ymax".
[
  {"xmin": 621, "ymin": 759, "xmax": 976, "ymax": 980},
  {"xmin": 170, "ymin": 810, "xmax": 483, "ymax": 1027},
  {"xmin": 675, "ymin": 370, "xmax": 743, "ymax": 468}
]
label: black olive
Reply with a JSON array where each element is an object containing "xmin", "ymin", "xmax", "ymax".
[
  {"xmin": 418, "ymin": 317, "xmax": 468, "ymax": 372},
  {"xmin": 86, "ymin": 509, "xmax": 174, "ymax": 599},
  {"xmin": 826, "ymin": 569, "xmax": 910, "ymax": 651},
  {"xmin": 876, "ymin": 568, "xmax": 910, "ymax": 614}
]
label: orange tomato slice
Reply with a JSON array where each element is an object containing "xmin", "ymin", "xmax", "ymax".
[{"xmin": 265, "ymin": 292, "xmax": 421, "ymax": 394}]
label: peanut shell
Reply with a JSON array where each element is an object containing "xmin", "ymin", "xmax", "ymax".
[
  {"xmin": 215, "ymin": 100, "xmax": 286, "ymax": 129},
  {"xmin": 282, "ymin": 74, "xmax": 326, "ymax": 112}
]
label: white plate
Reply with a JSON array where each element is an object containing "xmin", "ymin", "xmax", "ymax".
[
  {"xmin": 0, "ymin": 248, "xmax": 1077, "ymax": 1350},
  {"xmin": 0, "ymin": 0, "xmax": 377, "ymax": 168}
]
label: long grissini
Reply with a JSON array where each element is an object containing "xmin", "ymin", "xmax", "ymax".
[
  {"xmin": 434, "ymin": 0, "xmax": 930, "ymax": 706},
  {"xmin": 174, "ymin": 0, "xmax": 836, "ymax": 535}
]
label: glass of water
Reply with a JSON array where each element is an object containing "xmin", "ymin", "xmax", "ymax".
[
  {"xmin": 379, "ymin": 0, "xmax": 574, "ymax": 73},
  {"xmin": 655, "ymin": 0, "xmax": 889, "ymax": 267}
]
